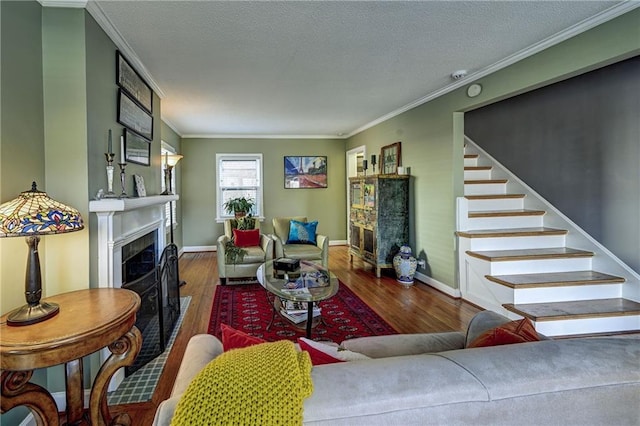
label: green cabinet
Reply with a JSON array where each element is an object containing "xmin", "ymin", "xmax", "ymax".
[{"xmin": 349, "ymin": 175, "xmax": 410, "ymax": 277}]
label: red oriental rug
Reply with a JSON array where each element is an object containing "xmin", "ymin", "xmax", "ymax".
[{"xmin": 208, "ymin": 283, "xmax": 397, "ymax": 343}]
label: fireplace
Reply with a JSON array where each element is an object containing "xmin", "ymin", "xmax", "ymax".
[
  {"xmin": 121, "ymin": 231, "xmax": 162, "ymax": 376},
  {"xmin": 89, "ymin": 195, "xmax": 179, "ymax": 388}
]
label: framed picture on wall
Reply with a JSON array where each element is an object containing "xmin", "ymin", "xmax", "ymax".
[
  {"xmin": 380, "ymin": 141, "xmax": 401, "ymax": 174},
  {"xmin": 118, "ymin": 89, "xmax": 153, "ymax": 141},
  {"xmin": 124, "ymin": 128, "xmax": 151, "ymax": 166},
  {"xmin": 116, "ymin": 51, "xmax": 153, "ymax": 113},
  {"xmin": 284, "ymin": 156, "xmax": 328, "ymax": 189}
]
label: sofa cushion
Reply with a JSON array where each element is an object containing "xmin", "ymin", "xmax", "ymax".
[
  {"xmin": 340, "ymin": 332, "xmax": 466, "ymax": 358},
  {"xmin": 220, "ymin": 323, "xmax": 265, "ymax": 351},
  {"xmin": 273, "ymin": 216, "xmax": 307, "ymax": 241},
  {"xmin": 282, "ymin": 244, "xmax": 323, "ymax": 260},
  {"xmin": 468, "ymin": 318, "xmax": 540, "ymax": 348},
  {"xmin": 287, "ymin": 220, "xmax": 318, "ymax": 245},
  {"xmin": 299, "ymin": 337, "xmax": 370, "ymax": 365},
  {"xmin": 232, "ymin": 228, "xmax": 260, "ymax": 247}
]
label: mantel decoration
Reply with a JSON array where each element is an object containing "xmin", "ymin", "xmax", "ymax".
[
  {"xmin": 284, "ymin": 156, "xmax": 327, "ymax": 188},
  {"xmin": 0, "ymin": 182, "xmax": 84, "ymax": 326},
  {"xmin": 380, "ymin": 142, "xmax": 402, "ymax": 174}
]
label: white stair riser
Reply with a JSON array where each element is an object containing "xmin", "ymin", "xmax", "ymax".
[
  {"xmin": 513, "ymin": 284, "xmax": 623, "ymax": 304},
  {"xmin": 461, "ymin": 259, "xmax": 515, "ymax": 309},
  {"xmin": 464, "ymin": 183, "xmax": 506, "ymax": 195},
  {"xmin": 467, "ymin": 198, "xmax": 524, "ymax": 211},
  {"xmin": 467, "ymin": 256, "xmax": 593, "ymax": 275},
  {"xmin": 465, "ymin": 234, "xmax": 566, "ymax": 251},
  {"xmin": 464, "ymin": 169, "xmax": 492, "ymax": 180},
  {"xmin": 535, "ymin": 315, "xmax": 640, "ymax": 337},
  {"xmin": 464, "ymin": 157, "xmax": 478, "ymax": 167},
  {"xmin": 467, "ymin": 215, "xmax": 544, "ymax": 229}
]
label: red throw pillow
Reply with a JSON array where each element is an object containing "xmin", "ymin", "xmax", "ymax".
[
  {"xmin": 220, "ymin": 323, "xmax": 266, "ymax": 351},
  {"xmin": 232, "ymin": 228, "xmax": 260, "ymax": 247},
  {"xmin": 298, "ymin": 338, "xmax": 345, "ymax": 366},
  {"xmin": 468, "ymin": 318, "xmax": 540, "ymax": 348}
]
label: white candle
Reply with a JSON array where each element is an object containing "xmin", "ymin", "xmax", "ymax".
[{"xmin": 120, "ymin": 136, "xmax": 125, "ymax": 163}]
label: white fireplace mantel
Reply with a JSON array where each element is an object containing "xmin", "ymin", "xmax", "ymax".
[{"xmin": 90, "ymin": 195, "xmax": 178, "ymax": 289}]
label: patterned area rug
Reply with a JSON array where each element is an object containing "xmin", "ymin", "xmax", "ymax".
[{"xmin": 208, "ymin": 283, "xmax": 397, "ymax": 343}]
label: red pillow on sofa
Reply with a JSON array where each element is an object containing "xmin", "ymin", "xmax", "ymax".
[
  {"xmin": 232, "ymin": 228, "xmax": 260, "ymax": 247},
  {"xmin": 467, "ymin": 318, "xmax": 540, "ymax": 348},
  {"xmin": 297, "ymin": 338, "xmax": 345, "ymax": 366},
  {"xmin": 220, "ymin": 323, "xmax": 266, "ymax": 351}
]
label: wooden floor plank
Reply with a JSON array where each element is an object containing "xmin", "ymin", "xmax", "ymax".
[
  {"xmin": 487, "ymin": 271, "xmax": 625, "ymax": 288},
  {"xmin": 504, "ymin": 298, "xmax": 640, "ymax": 321},
  {"xmin": 468, "ymin": 209, "xmax": 545, "ymax": 218},
  {"xmin": 466, "ymin": 247, "xmax": 593, "ymax": 262}
]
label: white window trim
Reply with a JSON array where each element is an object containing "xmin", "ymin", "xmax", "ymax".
[{"xmin": 215, "ymin": 153, "xmax": 264, "ymax": 222}]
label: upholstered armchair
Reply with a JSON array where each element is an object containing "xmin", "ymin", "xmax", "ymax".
[
  {"xmin": 271, "ymin": 216, "xmax": 328, "ymax": 267},
  {"xmin": 217, "ymin": 219, "xmax": 273, "ymax": 285}
]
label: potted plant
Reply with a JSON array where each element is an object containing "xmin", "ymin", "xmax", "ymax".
[
  {"xmin": 223, "ymin": 197, "xmax": 255, "ymax": 218},
  {"xmin": 224, "ymin": 240, "xmax": 247, "ymax": 265}
]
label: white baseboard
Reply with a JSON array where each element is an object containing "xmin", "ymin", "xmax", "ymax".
[
  {"xmin": 330, "ymin": 240, "xmax": 347, "ymax": 246},
  {"xmin": 183, "ymin": 245, "xmax": 216, "ymax": 252},
  {"xmin": 415, "ymin": 271, "xmax": 461, "ymax": 298}
]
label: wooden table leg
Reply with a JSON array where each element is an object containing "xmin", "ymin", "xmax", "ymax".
[
  {"xmin": 1, "ymin": 370, "xmax": 60, "ymax": 426},
  {"xmin": 306, "ymin": 302, "xmax": 313, "ymax": 338},
  {"xmin": 88, "ymin": 326, "xmax": 141, "ymax": 426},
  {"xmin": 65, "ymin": 359, "xmax": 85, "ymax": 424}
]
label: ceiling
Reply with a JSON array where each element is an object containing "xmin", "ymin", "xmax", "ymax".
[{"xmin": 80, "ymin": 1, "xmax": 634, "ymax": 138}]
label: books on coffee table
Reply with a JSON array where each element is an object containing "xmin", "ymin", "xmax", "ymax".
[{"xmin": 279, "ymin": 300, "xmax": 321, "ymax": 324}]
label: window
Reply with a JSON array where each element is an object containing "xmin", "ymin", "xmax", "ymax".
[
  {"xmin": 216, "ymin": 153, "xmax": 263, "ymax": 220},
  {"xmin": 161, "ymin": 143, "xmax": 178, "ymax": 228}
]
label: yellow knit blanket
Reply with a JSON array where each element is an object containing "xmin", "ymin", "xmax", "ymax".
[{"xmin": 171, "ymin": 340, "xmax": 313, "ymax": 426}]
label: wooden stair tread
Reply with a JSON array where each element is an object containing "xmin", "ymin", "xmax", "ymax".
[
  {"xmin": 466, "ymin": 247, "xmax": 593, "ymax": 261},
  {"xmin": 464, "ymin": 179, "xmax": 508, "ymax": 184},
  {"xmin": 457, "ymin": 227, "xmax": 567, "ymax": 238},
  {"xmin": 487, "ymin": 270, "xmax": 625, "ymax": 288},
  {"xmin": 465, "ymin": 194, "xmax": 525, "ymax": 200},
  {"xmin": 464, "ymin": 154, "xmax": 478, "ymax": 158},
  {"xmin": 503, "ymin": 298, "xmax": 640, "ymax": 322},
  {"xmin": 464, "ymin": 166, "xmax": 492, "ymax": 171},
  {"xmin": 468, "ymin": 209, "xmax": 545, "ymax": 218}
]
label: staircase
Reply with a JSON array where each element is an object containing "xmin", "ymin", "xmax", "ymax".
[{"xmin": 457, "ymin": 138, "xmax": 640, "ymax": 337}]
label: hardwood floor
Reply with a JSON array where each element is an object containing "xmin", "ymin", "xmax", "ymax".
[{"xmin": 111, "ymin": 245, "xmax": 481, "ymax": 423}]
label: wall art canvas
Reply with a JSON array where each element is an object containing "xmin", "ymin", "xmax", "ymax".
[
  {"xmin": 284, "ymin": 156, "xmax": 327, "ymax": 189},
  {"xmin": 118, "ymin": 89, "xmax": 153, "ymax": 141},
  {"xmin": 117, "ymin": 51, "xmax": 153, "ymax": 113},
  {"xmin": 124, "ymin": 129, "xmax": 151, "ymax": 166}
]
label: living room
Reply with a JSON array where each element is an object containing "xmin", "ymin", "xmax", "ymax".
[{"xmin": 2, "ymin": 1, "xmax": 639, "ymax": 424}]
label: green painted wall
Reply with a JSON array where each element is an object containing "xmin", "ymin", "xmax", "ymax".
[
  {"xmin": 161, "ymin": 121, "xmax": 184, "ymax": 249},
  {"xmin": 181, "ymin": 138, "xmax": 346, "ymax": 247},
  {"xmin": 0, "ymin": 2, "xmax": 46, "ymax": 423},
  {"xmin": 346, "ymin": 9, "xmax": 640, "ymax": 290}
]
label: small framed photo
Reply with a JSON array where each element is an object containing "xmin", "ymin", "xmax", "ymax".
[
  {"xmin": 380, "ymin": 142, "xmax": 402, "ymax": 174},
  {"xmin": 124, "ymin": 129, "xmax": 151, "ymax": 166},
  {"xmin": 116, "ymin": 51, "xmax": 153, "ymax": 113},
  {"xmin": 134, "ymin": 175, "xmax": 146, "ymax": 197},
  {"xmin": 284, "ymin": 156, "xmax": 327, "ymax": 189},
  {"xmin": 118, "ymin": 89, "xmax": 153, "ymax": 141}
]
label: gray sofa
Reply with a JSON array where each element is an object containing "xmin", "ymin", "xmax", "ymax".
[{"xmin": 153, "ymin": 311, "xmax": 640, "ymax": 425}]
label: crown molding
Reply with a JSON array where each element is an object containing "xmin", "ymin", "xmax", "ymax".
[
  {"xmin": 38, "ymin": 0, "xmax": 86, "ymax": 7},
  {"xmin": 347, "ymin": 1, "xmax": 640, "ymax": 138},
  {"xmin": 84, "ymin": 1, "xmax": 165, "ymax": 98},
  {"xmin": 161, "ymin": 118, "xmax": 183, "ymax": 138},
  {"xmin": 181, "ymin": 133, "xmax": 347, "ymax": 140}
]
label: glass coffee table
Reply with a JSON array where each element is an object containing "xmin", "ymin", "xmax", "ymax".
[{"xmin": 257, "ymin": 260, "xmax": 338, "ymax": 338}]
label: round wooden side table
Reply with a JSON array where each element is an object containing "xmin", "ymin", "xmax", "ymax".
[{"xmin": 1, "ymin": 288, "xmax": 141, "ymax": 425}]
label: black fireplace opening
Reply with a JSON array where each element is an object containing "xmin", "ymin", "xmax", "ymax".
[{"xmin": 120, "ymin": 231, "xmax": 182, "ymax": 376}]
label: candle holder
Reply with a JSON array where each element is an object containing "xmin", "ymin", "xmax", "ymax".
[
  {"xmin": 118, "ymin": 163, "xmax": 128, "ymax": 198},
  {"xmin": 103, "ymin": 153, "xmax": 118, "ymax": 198}
]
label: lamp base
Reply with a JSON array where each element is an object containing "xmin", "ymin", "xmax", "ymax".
[{"xmin": 7, "ymin": 301, "xmax": 59, "ymax": 326}]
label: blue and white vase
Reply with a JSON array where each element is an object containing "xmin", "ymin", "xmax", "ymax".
[{"xmin": 393, "ymin": 245, "xmax": 418, "ymax": 286}]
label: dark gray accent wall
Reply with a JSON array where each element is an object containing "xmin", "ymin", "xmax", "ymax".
[{"xmin": 465, "ymin": 56, "xmax": 640, "ymax": 273}]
